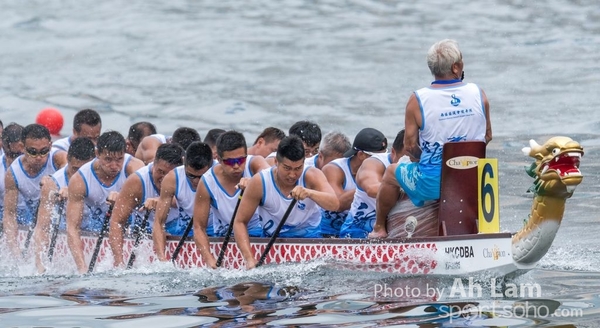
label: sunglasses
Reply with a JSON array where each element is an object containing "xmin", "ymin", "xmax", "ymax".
[
  {"xmin": 185, "ymin": 171, "xmax": 203, "ymax": 180},
  {"xmin": 222, "ymin": 156, "xmax": 247, "ymax": 167},
  {"xmin": 26, "ymin": 147, "xmax": 51, "ymax": 157}
]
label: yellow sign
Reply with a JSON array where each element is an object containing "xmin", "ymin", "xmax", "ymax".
[{"xmin": 478, "ymin": 158, "xmax": 500, "ymax": 233}]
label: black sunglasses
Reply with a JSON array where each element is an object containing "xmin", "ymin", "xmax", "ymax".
[
  {"xmin": 185, "ymin": 171, "xmax": 203, "ymax": 180},
  {"xmin": 26, "ymin": 147, "xmax": 51, "ymax": 157},
  {"xmin": 5, "ymin": 150, "xmax": 23, "ymax": 159}
]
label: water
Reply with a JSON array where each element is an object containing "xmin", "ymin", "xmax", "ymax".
[{"xmin": 1, "ymin": 0, "xmax": 600, "ymax": 326}]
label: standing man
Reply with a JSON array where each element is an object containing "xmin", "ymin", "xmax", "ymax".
[
  {"xmin": 339, "ymin": 130, "xmax": 408, "ymax": 238},
  {"xmin": 125, "ymin": 121, "xmax": 157, "ymax": 156},
  {"xmin": 370, "ymin": 39, "xmax": 492, "ymax": 238},
  {"xmin": 52, "ymin": 109, "xmax": 102, "ymax": 150},
  {"xmin": 192, "ymin": 131, "xmax": 270, "ymax": 269},
  {"xmin": 247, "ymin": 127, "xmax": 285, "ymax": 158},
  {"xmin": 3, "ymin": 124, "xmax": 67, "ymax": 257},
  {"xmin": 233, "ymin": 136, "xmax": 339, "ymax": 269},
  {"xmin": 66, "ymin": 131, "xmax": 144, "ymax": 273},
  {"xmin": 33, "ymin": 137, "xmax": 96, "ymax": 273},
  {"xmin": 321, "ymin": 128, "xmax": 387, "ymax": 237},
  {"xmin": 152, "ymin": 141, "xmax": 213, "ymax": 261},
  {"xmin": 108, "ymin": 143, "xmax": 184, "ymax": 267}
]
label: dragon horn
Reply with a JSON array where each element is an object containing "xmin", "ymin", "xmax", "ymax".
[{"xmin": 522, "ymin": 139, "xmax": 540, "ymax": 156}]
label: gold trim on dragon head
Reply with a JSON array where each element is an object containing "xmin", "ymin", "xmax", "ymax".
[{"xmin": 522, "ymin": 136, "xmax": 583, "ymax": 198}]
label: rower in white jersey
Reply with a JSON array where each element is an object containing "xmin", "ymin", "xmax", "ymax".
[
  {"xmin": 134, "ymin": 127, "xmax": 200, "ymax": 165},
  {"xmin": 152, "ymin": 141, "xmax": 213, "ymax": 262},
  {"xmin": 3, "ymin": 124, "xmax": 67, "ymax": 258},
  {"xmin": 192, "ymin": 131, "xmax": 271, "ymax": 269},
  {"xmin": 108, "ymin": 143, "xmax": 184, "ymax": 268},
  {"xmin": 32, "ymin": 137, "xmax": 96, "ymax": 274},
  {"xmin": 372, "ymin": 39, "xmax": 492, "ymax": 239},
  {"xmin": 265, "ymin": 120, "xmax": 321, "ymax": 166},
  {"xmin": 321, "ymin": 128, "xmax": 387, "ymax": 237},
  {"xmin": 0, "ymin": 123, "xmax": 25, "ymax": 219},
  {"xmin": 233, "ymin": 136, "xmax": 339, "ymax": 269},
  {"xmin": 66, "ymin": 131, "xmax": 145, "ymax": 274},
  {"xmin": 51, "ymin": 109, "xmax": 102, "ymax": 152},
  {"xmin": 303, "ymin": 131, "xmax": 350, "ymax": 170},
  {"xmin": 339, "ymin": 130, "xmax": 409, "ymax": 238}
]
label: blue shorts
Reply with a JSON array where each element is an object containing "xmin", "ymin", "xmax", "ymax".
[
  {"xmin": 395, "ymin": 162, "xmax": 440, "ymax": 207},
  {"xmin": 339, "ymin": 208, "xmax": 376, "ymax": 238}
]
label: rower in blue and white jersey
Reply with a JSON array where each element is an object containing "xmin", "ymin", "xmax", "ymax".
[
  {"xmin": 108, "ymin": 143, "xmax": 184, "ymax": 268},
  {"xmin": 320, "ymin": 156, "xmax": 357, "ymax": 237},
  {"xmin": 322, "ymin": 128, "xmax": 387, "ymax": 237},
  {"xmin": 77, "ymin": 153, "xmax": 134, "ymax": 232},
  {"xmin": 8, "ymin": 141, "xmax": 65, "ymax": 224},
  {"xmin": 3, "ymin": 124, "xmax": 67, "ymax": 258},
  {"xmin": 339, "ymin": 153, "xmax": 394, "ymax": 238},
  {"xmin": 233, "ymin": 136, "xmax": 339, "ymax": 269},
  {"xmin": 152, "ymin": 141, "xmax": 213, "ymax": 262},
  {"xmin": 258, "ymin": 166, "xmax": 323, "ymax": 238},
  {"xmin": 51, "ymin": 109, "xmax": 102, "ymax": 151},
  {"xmin": 33, "ymin": 137, "xmax": 96, "ymax": 274},
  {"xmin": 192, "ymin": 131, "xmax": 272, "ymax": 268},
  {"xmin": 66, "ymin": 131, "xmax": 145, "ymax": 274}
]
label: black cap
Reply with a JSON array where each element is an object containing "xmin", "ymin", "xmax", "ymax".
[{"xmin": 344, "ymin": 128, "xmax": 388, "ymax": 157}]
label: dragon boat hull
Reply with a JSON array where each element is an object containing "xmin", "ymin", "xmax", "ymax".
[{"xmin": 23, "ymin": 229, "xmax": 531, "ymax": 277}]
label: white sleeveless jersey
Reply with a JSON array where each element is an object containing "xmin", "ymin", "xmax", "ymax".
[
  {"xmin": 202, "ymin": 163, "xmax": 261, "ymax": 237},
  {"xmin": 166, "ymin": 165, "xmax": 206, "ymax": 236},
  {"xmin": 340, "ymin": 153, "xmax": 393, "ymax": 238},
  {"xmin": 320, "ymin": 157, "xmax": 356, "ymax": 236},
  {"xmin": 258, "ymin": 167, "xmax": 321, "ymax": 238},
  {"xmin": 134, "ymin": 163, "xmax": 180, "ymax": 230},
  {"xmin": 9, "ymin": 149, "xmax": 61, "ymax": 213},
  {"xmin": 52, "ymin": 136, "xmax": 71, "ymax": 152},
  {"xmin": 50, "ymin": 165, "xmax": 69, "ymax": 188},
  {"xmin": 304, "ymin": 154, "xmax": 318, "ymax": 168},
  {"xmin": 414, "ymin": 82, "xmax": 487, "ymax": 176},
  {"xmin": 150, "ymin": 134, "xmax": 168, "ymax": 144},
  {"xmin": 77, "ymin": 154, "xmax": 132, "ymax": 232}
]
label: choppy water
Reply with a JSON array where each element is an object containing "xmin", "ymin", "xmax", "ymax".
[{"xmin": 1, "ymin": 0, "xmax": 600, "ymax": 326}]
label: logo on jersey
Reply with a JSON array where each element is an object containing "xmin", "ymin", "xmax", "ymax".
[{"xmin": 450, "ymin": 94, "xmax": 461, "ymax": 107}]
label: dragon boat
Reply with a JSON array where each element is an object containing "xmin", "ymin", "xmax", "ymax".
[{"xmin": 23, "ymin": 136, "xmax": 583, "ymax": 276}]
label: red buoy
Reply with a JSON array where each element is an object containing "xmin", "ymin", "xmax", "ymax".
[{"xmin": 36, "ymin": 108, "xmax": 64, "ymax": 135}]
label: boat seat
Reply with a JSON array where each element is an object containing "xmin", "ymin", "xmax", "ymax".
[{"xmin": 438, "ymin": 141, "xmax": 486, "ymax": 236}]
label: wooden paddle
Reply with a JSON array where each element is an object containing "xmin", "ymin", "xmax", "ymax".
[
  {"xmin": 256, "ymin": 198, "xmax": 297, "ymax": 267},
  {"xmin": 215, "ymin": 189, "xmax": 244, "ymax": 267},
  {"xmin": 87, "ymin": 203, "xmax": 114, "ymax": 273},
  {"xmin": 171, "ymin": 217, "xmax": 193, "ymax": 264},
  {"xmin": 47, "ymin": 199, "xmax": 66, "ymax": 262},
  {"xmin": 126, "ymin": 209, "xmax": 151, "ymax": 269}
]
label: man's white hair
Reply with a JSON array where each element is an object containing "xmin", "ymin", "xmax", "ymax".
[{"xmin": 426, "ymin": 39, "xmax": 462, "ymax": 77}]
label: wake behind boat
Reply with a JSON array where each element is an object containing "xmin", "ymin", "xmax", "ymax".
[{"xmin": 24, "ymin": 136, "xmax": 583, "ymax": 277}]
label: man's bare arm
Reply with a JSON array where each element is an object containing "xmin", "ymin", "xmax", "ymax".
[{"xmin": 152, "ymin": 171, "xmax": 177, "ymax": 261}]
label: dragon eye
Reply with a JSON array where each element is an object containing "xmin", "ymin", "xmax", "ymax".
[{"xmin": 551, "ymin": 148, "xmax": 561, "ymax": 156}]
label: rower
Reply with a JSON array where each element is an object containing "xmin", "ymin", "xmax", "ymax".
[
  {"xmin": 125, "ymin": 121, "xmax": 156, "ymax": 156},
  {"xmin": 322, "ymin": 128, "xmax": 387, "ymax": 237},
  {"xmin": 3, "ymin": 124, "xmax": 67, "ymax": 258},
  {"xmin": 247, "ymin": 127, "xmax": 285, "ymax": 158},
  {"xmin": 66, "ymin": 131, "xmax": 144, "ymax": 274},
  {"xmin": 233, "ymin": 136, "xmax": 339, "ymax": 269},
  {"xmin": 152, "ymin": 141, "xmax": 213, "ymax": 262},
  {"xmin": 33, "ymin": 137, "xmax": 95, "ymax": 273},
  {"xmin": 135, "ymin": 127, "xmax": 200, "ymax": 165},
  {"xmin": 265, "ymin": 120, "xmax": 321, "ymax": 166},
  {"xmin": 52, "ymin": 109, "xmax": 102, "ymax": 151},
  {"xmin": 108, "ymin": 143, "xmax": 184, "ymax": 268},
  {"xmin": 192, "ymin": 130, "xmax": 270, "ymax": 269},
  {"xmin": 303, "ymin": 131, "xmax": 350, "ymax": 170}
]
